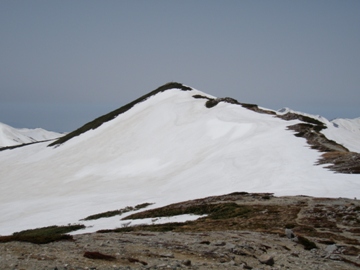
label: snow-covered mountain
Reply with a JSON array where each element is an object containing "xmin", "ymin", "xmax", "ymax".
[
  {"xmin": 0, "ymin": 122, "xmax": 62, "ymax": 147},
  {"xmin": 0, "ymin": 83, "xmax": 359, "ymax": 235}
]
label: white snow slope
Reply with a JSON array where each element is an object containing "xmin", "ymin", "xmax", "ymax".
[
  {"xmin": 0, "ymin": 86, "xmax": 359, "ymax": 235},
  {"xmin": 0, "ymin": 122, "xmax": 62, "ymax": 147},
  {"xmin": 323, "ymin": 118, "xmax": 360, "ymax": 153}
]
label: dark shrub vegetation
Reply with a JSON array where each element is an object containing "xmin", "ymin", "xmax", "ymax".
[
  {"xmin": 0, "ymin": 224, "xmax": 85, "ymax": 244},
  {"xmin": 192, "ymin": 94, "xmax": 211, "ymax": 100},
  {"xmin": 82, "ymin": 203, "xmax": 153, "ymax": 221},
  {"xmin": 98, "ymin": 222, "xmax": 188, "ymax": 233},
  {"xmin": 123, "ymin": 202, "xmax": 251, "ymax": 220}
]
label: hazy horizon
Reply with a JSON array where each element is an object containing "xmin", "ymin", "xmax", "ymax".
[{"xmin": 1, "ymin": 1, "xmax": 359, "ymax": 132}]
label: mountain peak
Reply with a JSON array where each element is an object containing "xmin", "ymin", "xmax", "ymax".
[{"xmin": 49, "ymin": 82, "xmax": 193, "ymax": 147}]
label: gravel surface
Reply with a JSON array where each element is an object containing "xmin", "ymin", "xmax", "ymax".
[
  {"xmin": 1, "ymin": 230, "xmax": 360, "ymax": 270},
  {"xmin": 1, "ymin": 193, "xmax": 360, "ymax": 270}
]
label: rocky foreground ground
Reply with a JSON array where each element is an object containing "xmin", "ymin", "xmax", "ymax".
[{"xmin": 1, "ymin": 193, "xmax": 360, "ymax": 270}]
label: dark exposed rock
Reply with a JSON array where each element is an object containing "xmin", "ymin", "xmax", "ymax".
[
  {"xmin": 83, "ymin": 251, "xmax": 116, "ymax": 261},
  {"xmin": 279, "ymin": 112, "xmax": 359, "ymax": 174},
  {"xmin": 278, "ymin": 112, "xmax": 326, "ymax": 127},
  {"xmin": 285, "ymin": 228, "xmax": 295, "ymax": 239},
  {"xmin": 317, "ymin": 151, "xmax": 360, "ymax": 174},
  {"xmin": 213, "ymin": 241, "xmax": 226, "ymax": 246},
  {"xmin": 127, "ymin": 257, "xmax": 148, "ymax": 265},
  {"xmin": 286, "ymin": 123, "xmax": 347, "ymax": 152},
  {"xmin": 201, "ymin": 95, "xmax": 275, "ymax": 115}
]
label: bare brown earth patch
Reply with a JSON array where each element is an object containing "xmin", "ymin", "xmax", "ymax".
[
  {"xmin": 120, "ymin": 193, "xmax": 360, "ymax": 244},
  {"xmin": 2, "ymin": 192, "xmax": 359, "ymax": 269}
]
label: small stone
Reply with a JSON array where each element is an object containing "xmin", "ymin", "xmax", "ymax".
[
  {"xmin": 161, "ymin": 253, "xmax": 174, "ymax": 258},
  {"xmin": 292, "ymin": 236, "xmax": 299, "ymax": 242},
  {"xmin": 199, "ymin": 240, "xmax": 210, "ymax": 245},
  {"xmin": 285, "ymin": 228, "xmax": 295, "ymax": 239},
  {"xmin": 240, "ymin": 262, "xmax": 252, "ymax": 269},
  {"xmin": 258, "ymin": 254, "xmax": 275, "ymax": 266},
  {"xmin": 183, "ymin": 259, "xmax": 191, "ymax": 266},
  {"xmin": 325, "ymin": 244, "xmax": 338, "ymax": 254},
  {"xmin": 232, "ymin": 248, "xmax": 253, "ymax": 256},
  {"xmin": 226, "ymin": 243, "xmax": 236, "ymax": 250},
  {"xmin": 329, "ymin": 254, "xmax": 341, "ymax": 260}
]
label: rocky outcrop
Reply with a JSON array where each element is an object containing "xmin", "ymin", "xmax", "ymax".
[{"xmin": 278, "ymin": 112, "xmax": 360, "ymax": 174}]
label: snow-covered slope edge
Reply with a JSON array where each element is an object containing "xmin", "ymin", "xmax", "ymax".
[
  {"xmin": 278, "ymin": 107, "xmax": 360, "ymax": 153},
  {"xmin": 0, "ymin": 122, "xmax": 62, "ymax": 147},
  {"xmin": 48, "ymin": 82, "xmax": 194, "ymax": 147},
  {"xmin": 276, "ymin": 107, "xmax": 360, "ymax": 174},
  {"xmin": 323, "ymin": 117, "xmax": 360, "ymax": 153},
  {"xmin": 0, "ymin": 83, "xmax": 359, "ymax": 235}
]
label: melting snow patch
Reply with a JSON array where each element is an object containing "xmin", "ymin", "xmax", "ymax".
[{"xmin": 71, "ymin": 214, "xmax": 206, "ymax": 235}]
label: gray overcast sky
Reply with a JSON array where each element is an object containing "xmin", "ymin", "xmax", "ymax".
[{"xmin": 1, "ymin": 0, "xmax": 359, "ymax": 132}]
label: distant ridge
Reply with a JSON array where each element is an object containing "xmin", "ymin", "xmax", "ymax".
[
  {"xmin": 49, "ymin": 82, "xmax": 192, "ymax": 147},
  {"xmin": 0, "ymin": 122, "xmax": 62, "ymax": 148}
]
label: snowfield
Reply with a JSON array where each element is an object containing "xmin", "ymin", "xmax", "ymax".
[
  {"xmin": 323, "ymin": 117, "xmax": 360, "ymax": 153},
  {"xmin": 0, "ymin": 85, "xmax": 359, "ymax": 235}
]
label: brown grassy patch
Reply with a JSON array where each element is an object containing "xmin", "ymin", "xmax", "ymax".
[
  {"xmin": 0, "ymin": 225, "xmax": 85, "ymax": 244},
  {"xmin": 82, "ymin": 203, "xmax": 153, "ymax": 221},
  {"xmin": 93, "ymin": 193, "xmax": 360, "ymax": 247}
]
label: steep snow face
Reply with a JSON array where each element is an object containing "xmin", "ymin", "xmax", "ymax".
[
  {"xmin": 0, "ymin": 87, "xmax": 359, "ymax": 235},
  {"xmin": 0, "ymin": 122, "xmax": 62, "ymax": 147}
]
